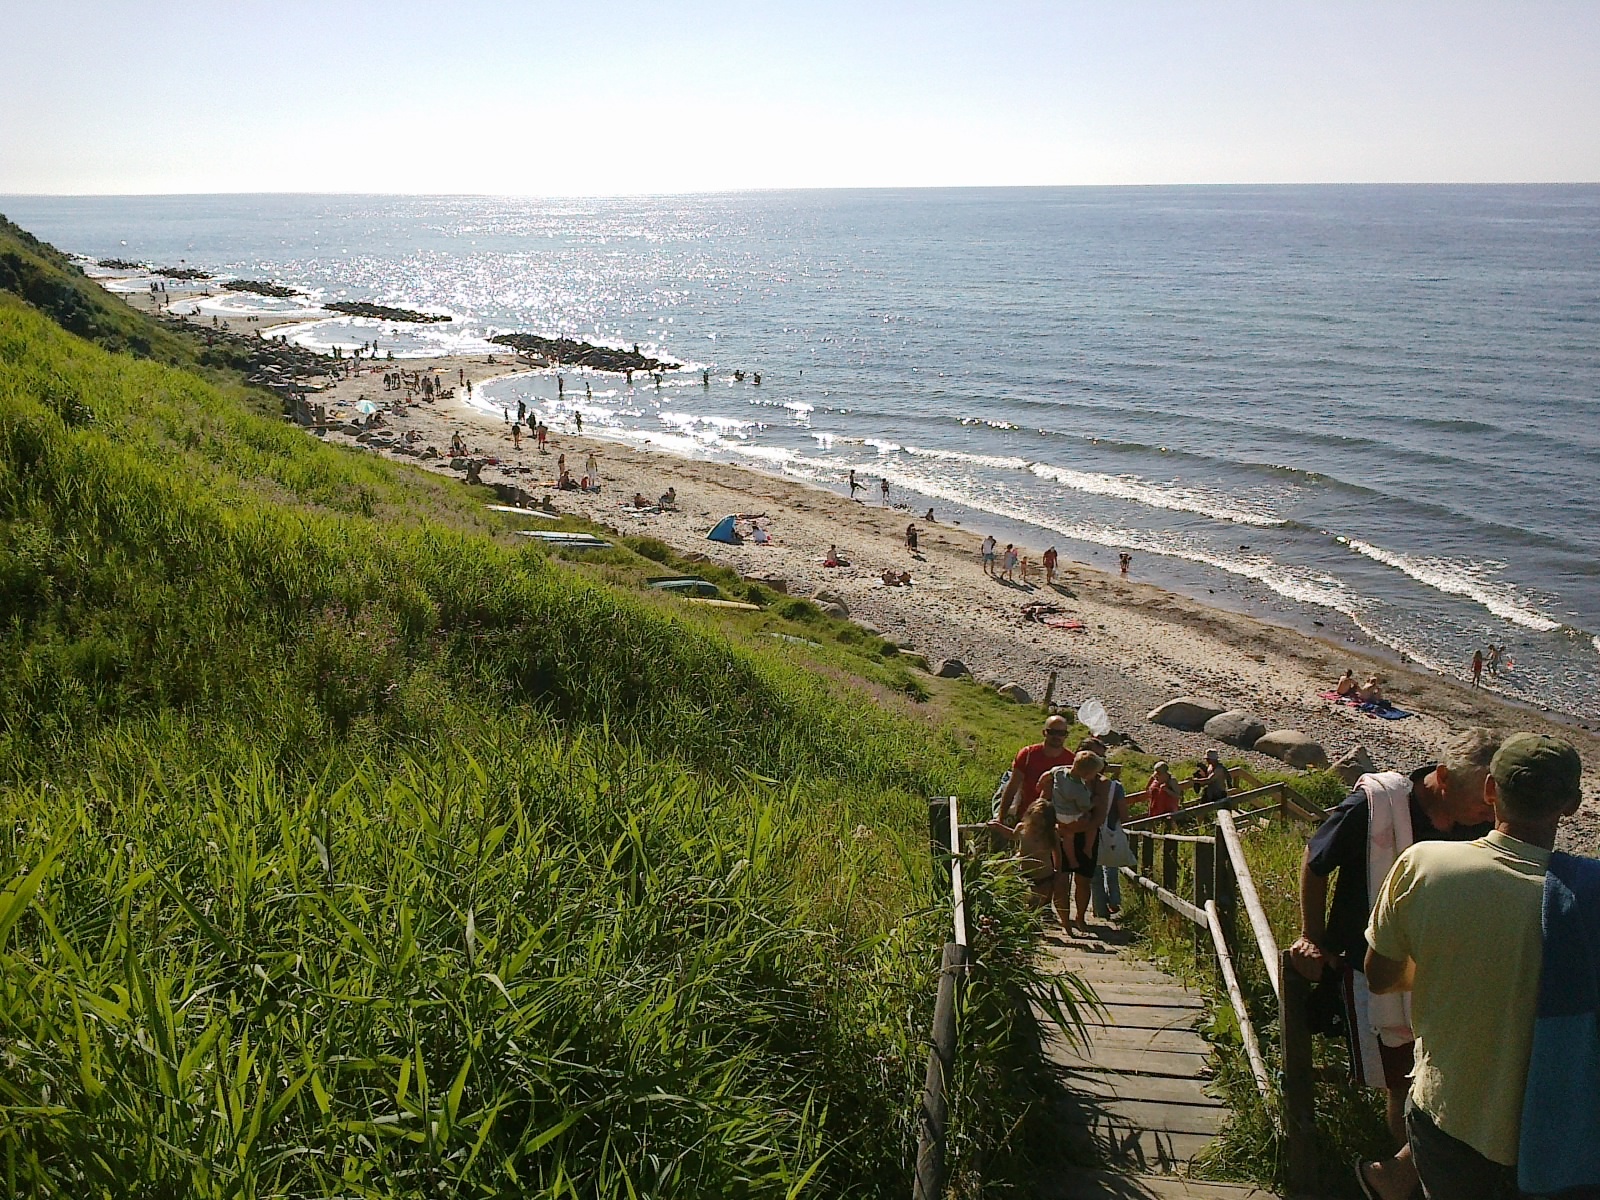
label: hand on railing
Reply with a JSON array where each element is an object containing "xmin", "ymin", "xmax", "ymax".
[{"xmin": 1285, "ymin": 936, "xmax": 1344, "ymax": 982}]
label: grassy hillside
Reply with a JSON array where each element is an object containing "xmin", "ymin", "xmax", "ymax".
[{"xmin": 0, "ymin": 237, "xmax": 1078, "ymax": 1197}]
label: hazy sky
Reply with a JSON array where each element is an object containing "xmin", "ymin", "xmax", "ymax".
[{"xmin": 4, "ymin": 1, "xmax": 1597, "ymax": 195}]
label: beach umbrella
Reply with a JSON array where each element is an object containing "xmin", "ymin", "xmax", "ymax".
[{"xmin": 356, "ymin": 400, "xmax": 378, "ymax": 415}]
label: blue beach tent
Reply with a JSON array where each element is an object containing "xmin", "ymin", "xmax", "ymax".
[{"xmin": 707, "ymin": 515, "xmax": 743, "ymax": 544}]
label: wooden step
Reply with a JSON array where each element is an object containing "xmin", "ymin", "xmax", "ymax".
[{"xmin": 1042, "ymin": 1168, "xmax": 1277, "ymax": 1198}]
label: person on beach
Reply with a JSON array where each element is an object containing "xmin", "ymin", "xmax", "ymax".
[
  {"xmin": 536, "ymin": 421, "xmax": 548, "ymax": 452},
  {"xmin": 996, "ymin": 715, "xmax": 1076, "ymax": 827},
  {"xmin": 557, "ymin": 375, "xmax": 564, "ymax": 397},
  {"xmin": 824, "ymin": 545, "xmax": 846, "ymax": 568},
  {"xmin": 1472, "ymin": 650, "xmax": 1484, "ymax": 688},
  {"xmin": 1287, "ymin": 727, "xmax": 1501, "ymax": 1200},
  {"xmin": 1365, "ymin": 733, "xmax": 1583, "ymax": 1200},
  {"xmin": 574, "ymin": 412, "xmax": 583, "ymax": 433},
  {"xmin": 1040, "ymin": 752, "xmax": 1109, "ymax": 932},
  {"xmin": 1145, "ymin": 762, "xmax": 1181, "ymax": 819},
  {"xmin": 585, "ymin": 451, "xmax": 599, "ymax": 482},
  {"xmin": 849, "ymin": 469, "xmax": 862, "ymax": 499},
  {"xmin": 1002, "ymin": 544, "xmax": 1020, "ymax": 582},
  {"xmin": 659, "ymin": 487, "xmax": 677, "ymax": 509},
  {"xmin": 449, "ymin": 431, "xmax": 467, "ymax": 457},
  {"xmin": 981, "ymin": 535, "xmax": 998, "ymax": 577},
  {"xmin": 1336, "ymin": 669, "xmax": 1360, "ymax": 698},
  {"xmin": 1119, "ymin": 552, "xmax": 1132, "ymax": 575},
  {"xmin": 1487, "ymin": 644, "xmax": 1505, "ymax": 678},
  {"xmin": 1362, "ymin": 675, "xmax": 1387, "ymax": 704},
  {"xmin": 925, "ymin": 508, "xmax": 935, "ymax": 522},
  {"xmin": 517, "ymin": 399, "xmax": 526, "ymax": 423},
  {"xmin": 905, "ymin": 523, "xmax": 918, "ymax": 551},
  {"xmin": 880, "ymin": 477, "xmax": 890, "ymax": 506},
  {"xmin": 1043, "ymin": 546, "xmax": 1059, "ymax": 586},
  {"xmin": 511, "ymin": 421, "xmax": 522, "ymax": 450}
]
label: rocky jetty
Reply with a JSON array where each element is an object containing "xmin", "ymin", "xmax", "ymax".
[
  {"xmin": 324, "ymin": 301, "xmax": 450, "ymax": 323},
  {"xmin": 154, "ymin": 266, "xmax": 214, "ymax": 280},
  {"xmin": 224, "ymin": 279, "xmax": 301, "ymax": 299},
  {"xmin": 96, "ymin": 258, "xmax": 146, "ymax": 270},
  {"xmin": 488, "ymin": 333, "xmax": 678, "ymax": 374}
]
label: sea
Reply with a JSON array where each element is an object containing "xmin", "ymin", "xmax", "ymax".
[{"xmin": 4, "ymin": 187, "xmax": 1597, "ymax": 722}]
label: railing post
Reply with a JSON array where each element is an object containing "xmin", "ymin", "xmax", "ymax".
[
  {"xmin": 928, "ymin": 797, "xmax": 951, "ymax": 897},
  {"xmin": 1140, "ymin": 831, "xmax": 1155, "ymax": 878},
  {"xmin": 914, "ymin": 942, "xmax": 968, "ymax": 1200},
  {"xmin": 1213, "ymin": 823, "xmax": 1237, "ymax": 956},
  {"xmin": 1279, "ymin": 949, "xmax": 1318, "ymax": 1194},
  {"xmin": 1193, "ymin": 839, "xmax": 1214, "ymax": 954},
  {"xmin": 1161, "ymin": 835, "xmax": 1178, "ymax": 894}
]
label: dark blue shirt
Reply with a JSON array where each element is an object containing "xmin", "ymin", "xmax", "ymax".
[{"xmin": 1305, "ymin": 766, "xmax": 1493, "ymax": 961}]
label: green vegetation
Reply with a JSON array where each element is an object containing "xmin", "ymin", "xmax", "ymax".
[
  {"xmin": 0, "ymin": 227, "xmax": 1083, "ymax": 1197},
  {"xmin": 1116, "ymin": 775, "xmax": 1391, "ymax": 1198}
]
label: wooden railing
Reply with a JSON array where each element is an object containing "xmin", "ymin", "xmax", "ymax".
[
  {"xmin": 913, "ymin": 795, "xmax": 968, "ymax": 1200},
  {"xmin": 1122, "ymin": 782, "xmax": 1321, "ymax": 1194}
]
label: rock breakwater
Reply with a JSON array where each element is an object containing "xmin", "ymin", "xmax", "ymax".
[
  {"xmin": 324, "ymin": 301, "xmax": 450, "ymax": 323},
  {"xmin": 224, "ymin": 279, "xmax": 302, "ymax": 299},
  {"xmin": 488, "ymin": 333, "xmax": 677, "ymax": 373}
]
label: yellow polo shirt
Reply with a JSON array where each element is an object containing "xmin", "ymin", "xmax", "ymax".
[{"xmin": 1366, "ymin": 830, "xmax": 1548, "ymax": 1165}]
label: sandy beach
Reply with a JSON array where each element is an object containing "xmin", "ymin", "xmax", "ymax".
[{"xmin": 279, "ymin": 350, "xmax": 1600, "ymax": 848}]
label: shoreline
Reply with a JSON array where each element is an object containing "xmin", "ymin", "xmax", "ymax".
[
  {"xmin": 299, "ymin": 350, "xmax": 1600, "ymax": 845},
  {"xmin": 92, "ymin": 280, "xmax": 1600, "ymax": 846}
]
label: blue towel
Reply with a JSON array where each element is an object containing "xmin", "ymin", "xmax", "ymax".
[{"xmin": 1519, "ymin": 851, "xmax": 1600, "ymax": 1197}]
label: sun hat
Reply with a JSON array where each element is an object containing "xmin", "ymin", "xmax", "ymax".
[{"xmin": 1205, "ymin": 749, "xmax": 1221, "ymax": 762}]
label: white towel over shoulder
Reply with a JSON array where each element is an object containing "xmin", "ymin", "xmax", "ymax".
[{"xmin": 1362, "ymin": 770, "xmax": 1415, "ymax": 1047}]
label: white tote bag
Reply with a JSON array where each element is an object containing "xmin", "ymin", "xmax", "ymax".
[{"xmin": 1098, "ymin": 823, "xmax": 1136, "ymax": 870}]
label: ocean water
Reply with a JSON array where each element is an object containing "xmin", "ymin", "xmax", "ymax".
[{"xmin": 5, "ymin": 187, "xmax": 1597, "ymax": 720}]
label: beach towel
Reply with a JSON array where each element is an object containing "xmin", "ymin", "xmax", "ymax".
[
  {"xmin": 1363, "ymin": 771, "xmax": 1416, "ymax": 1049},
  {"xmin": 1518, "ymin": 851, "xmax": 1600, "ymax": 1197},
  {"xmin": 1317, "ymin": 691, "xmax": 1415, "ymax": 720}
]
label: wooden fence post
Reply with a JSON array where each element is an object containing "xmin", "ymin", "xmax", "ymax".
[
  {"xmin": 914, "ymin": 942, "xmax": 968, "ymax": 1200},
  {"xmin": 1193, "ymin": 839, "xmax": 1214, "ymax": 954},
  {"xmin": 1279, "ymin": 949, "xmax": 1318, "ymax": 1195},
  {"xmin": 1161, "ymin": 836, "xmax": 1178, "ymax": 894},
  {"xmin": 1214, "ymin": 825, "xmax": 1237, "ymax": 956},
  {"xmin": 1140, "ymin": 831, "xmax": 1155, "ymax": 878},
  {"xmin": 928, "ymin": 798, "xmax": 951, "ymax": 898}
]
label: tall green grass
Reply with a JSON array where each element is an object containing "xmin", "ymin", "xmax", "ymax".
[{"xmin": 0, "ymin": 292, "xmax": 1076, "ymax": 1196}]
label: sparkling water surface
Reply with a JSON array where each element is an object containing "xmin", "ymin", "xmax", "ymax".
[{"xmin": 5, "ymin": 187, "xmax": 1597, "ymax": 718}]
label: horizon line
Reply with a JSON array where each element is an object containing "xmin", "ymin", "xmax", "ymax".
[{"xmin": 5, "ymin": 180, "xmax": 1600, "ymax": 203}]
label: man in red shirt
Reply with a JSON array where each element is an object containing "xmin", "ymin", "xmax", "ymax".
[{"xmin": 997, "ymin": 715, "xmax": 1076, "ymax": 826}]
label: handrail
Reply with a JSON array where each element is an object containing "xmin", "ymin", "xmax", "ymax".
[
  {"xmin": 1215, "ymin": 810, "xmax": 1282, "ymax": 1000},
  {"xmin": 913, "ymin": 796, "xmax": 968, "ymax": 1200},
  {"xmin": 948, "ymin": 798, "xmax": 968, "ymax": 951},
  {"xmin": 1122, "ymin": 781, "xmax": 1287, "ymax": 831},
  {"xmin": 1205, "ymin": 899, "xmax": 1275, "ymax": 1110},
  {"xmin": 1124, "ymin": 798, "xmax": 1317, "ymax": 1188}
]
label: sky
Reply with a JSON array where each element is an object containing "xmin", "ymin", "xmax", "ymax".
[{"xmin": 3, "ymin": 1, "xmax": 1598, "ymax": 195}]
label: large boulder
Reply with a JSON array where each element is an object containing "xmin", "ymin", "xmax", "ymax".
[
  {"xmin": 1254, "ymin": 730, "xmax": 1329, "ymax": 770},
  {"xmin": 997, "ymin": 682, "xmax": 1033, "ymax": 705},
  {"xmin": 1146, "ymin": 697, "xmax": 1227, "ymax": 731},
  {"xmin": 935, "ymin": 658, "xmax": 971, "ymax": 679},
  {"xmin": 1203, "ymin": 710, "xmax": 1267, "ymax": 749},
  {"xmin": 813, "ymin": 590, "xmax": 848, "ymax": 617},
  {"xmin": 1329, "ymin": 744, "xmax": 1376, "ymax": 787},
  {"xmin": 818, "ymin": 601, "xmax": 849, "ymax": 619}
]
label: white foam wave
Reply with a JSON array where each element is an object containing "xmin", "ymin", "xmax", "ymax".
[
  {"xmin": 901, "ymin": 445, "xmax": 1031, "ymax": 471},
  {"xmin": 875, "ymin": 464, "xmax": 1356, "ymax": 612},
  {"xmin": 863, "ymin": 438, "xmax": 902, "ymax": 454},
  {"xmin": 1339, "ymin": 539, "xmax": 1561, "ymax": 632},
  {"xmin": 1028, "ymin": 463, "xmax": 1286, "ymax": 528}
]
